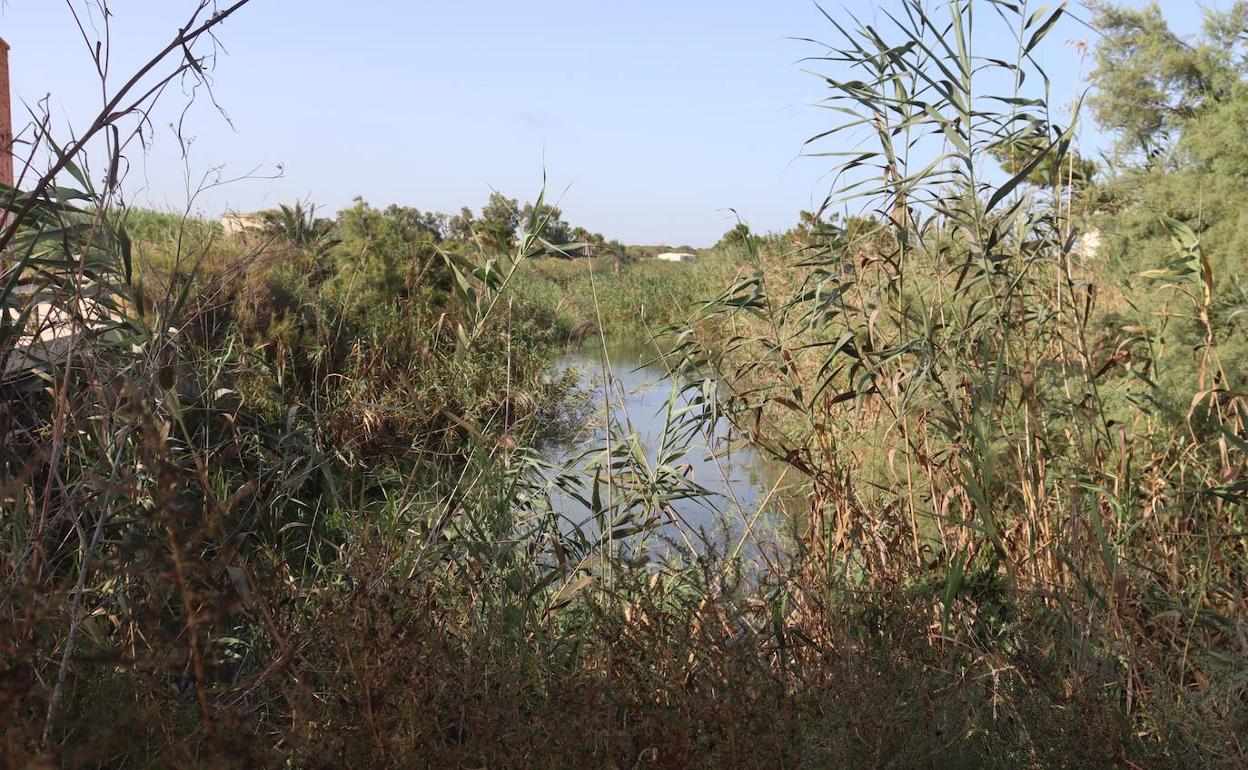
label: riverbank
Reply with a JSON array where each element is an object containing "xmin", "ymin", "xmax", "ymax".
[{"xmin": 511, "ymin": 254, "xmax": 738, "ymax": 339}]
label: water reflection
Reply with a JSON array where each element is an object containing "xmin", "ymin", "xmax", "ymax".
[{"xmin": 545, "ymin": 339, "xmax": 799, "ymax": 551}]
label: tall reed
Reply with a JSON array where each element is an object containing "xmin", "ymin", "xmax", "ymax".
[{"xmin": 670, "ymin": 0, "xmax": 1246, "ymax": 759}]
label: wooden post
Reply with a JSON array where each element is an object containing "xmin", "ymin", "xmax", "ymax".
[{"xmin": 0, "ymin": 37, "xmax": 12, "ymax": 190}]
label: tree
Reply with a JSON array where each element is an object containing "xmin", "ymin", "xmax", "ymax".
[
  {"xmin": 570, "ymin": 226, "xmax": 606, "ymax": 246},
  {"xmin": 326, "ymin": 198, "xmax": 448, "ymax": 310},
  {"xmin": 382, "ymin": 204, "xmax": 447, "ymax": 241},
  {"xmin": 262, "ymin": 201, "xmax": 338, "ymax": 253},
  {"xmin": 988, "ymin": 130, "xmax": 1099, "ymax": 192},
  {"xmin": 715, "ymin": 222, "xmax": 752, "ymax": 250},
  {"xmin": 1086, "ymin": 1, "xmax": 1248, "ymax": 349},
  {"xmin": 1088, "ymin": 0, "xmax": 1248, "ymax": 160},
  {"xmin": 787, "ymin": 209, "xmax": 828, "ymax": 245},
  {"xmin": 448, "ymin": 206, "xmax": 475, "ymax": 242},
  {"xmin": 519, "ymin": 200, "xmax": 572, "ymax": 246},
  {"xmin": 476, "ymin": 192, "xmax": 521, "ymax": 249}
]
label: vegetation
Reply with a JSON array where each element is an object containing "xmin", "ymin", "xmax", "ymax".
[
  {"xmin": 1, "ymin": 1, "xmax": 1245, "ymax": 768},
  {"xmin": 511, "ymin": 254, "xmax": 733, "ymax": 338}
]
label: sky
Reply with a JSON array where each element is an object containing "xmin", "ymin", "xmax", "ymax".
[{"xmin": 0, "ymin": 1, "xmax": 1213, "ymax": 246}]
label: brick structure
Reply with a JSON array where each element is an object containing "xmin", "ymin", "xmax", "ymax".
[{"xmin": 0, "ymin": 37, "xmax": 11, "ymax": 189}]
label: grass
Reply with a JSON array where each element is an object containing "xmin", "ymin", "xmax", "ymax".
[{"xmin": 511, "ymin": 254, "xmax": 736, "ymax": 339}]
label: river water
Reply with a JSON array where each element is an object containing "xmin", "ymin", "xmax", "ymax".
[{"xmin": 545, "ymin": 339, "xmax": 799, "ymax": 552}]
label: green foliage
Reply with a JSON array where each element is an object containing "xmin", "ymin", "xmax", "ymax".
[
  {"xmin": 448, "ymin": 205, "xmax": 475, "ymax": 241},
  {"xmin": 1089, "ymin": 0, "xmax": 1248, "ymax": 159},
  {"xmin": 322, "ymin": 197, "xmax": 451, "ymax": 315},
  {"xmin": 261, "ymin": 201, "xmax": 337, "ymax": 251},
  {"xmin": 122, "ymin": 206, "xmax": 224, "ymax": 244},
  {"xmin": 1087, "ymin": 1, "xmax": 1248, "ymax": 410},
  {"xmin": 476, "ymin": 190, "xmax": 521, "ymax": 249},
  {"xmin": 715, "ymin": 221, "xmax": 752, "ymax": 250},
  {"xmin": 511, "ymin": 254, "xmax": 733, "ymax": 338},
  {"xmin": 518, "ymin": 199, "xmax": 572, "ymax": 246},
  {"xmin": 989, "ymin": 131, "xmax": 1099, "ymax": 191}
]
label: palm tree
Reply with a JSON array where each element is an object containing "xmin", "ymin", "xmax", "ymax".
[{"xmin": 263, "ymin": 201, "xmax": 338, "ymax": 254}]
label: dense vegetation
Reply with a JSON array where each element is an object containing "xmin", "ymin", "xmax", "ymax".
[{"xmin": 2, "ymin": 1, "xmax": 1245, "ymax": 768}]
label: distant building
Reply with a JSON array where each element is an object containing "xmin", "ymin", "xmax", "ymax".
[
  {"xmin": 655, "ymin": 252, "xmax": 697, "ymax": 263},
  {"xmin": 222, "ymin": 210, "xmax": 267, "ymax": 238}
]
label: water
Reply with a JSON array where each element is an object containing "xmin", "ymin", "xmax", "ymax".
[{"xmin": 545, "ymin": 339, "xmax": 797, "ymax": 551}]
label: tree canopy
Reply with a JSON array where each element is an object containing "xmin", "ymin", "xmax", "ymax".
[{"xmin": 1088, "ymin": 0, "xmax": 1248, "ymax": 160}]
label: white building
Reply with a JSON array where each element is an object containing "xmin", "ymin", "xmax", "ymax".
[
  {"xmin": 222, "ymin": 211, "xmax": 267, "ymax": 238},
  {"xmin": 655, "ymin": 252, "xmax": 696, "ymax": 263}
]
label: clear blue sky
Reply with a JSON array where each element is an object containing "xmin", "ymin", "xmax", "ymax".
[{"xmin": 0, "ymin": 1, "xmax": 1209, "ymax": 246}]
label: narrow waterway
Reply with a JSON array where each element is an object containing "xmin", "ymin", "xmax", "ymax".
[{"xmin": 546, "ymin": 339, "xmax": 798, "ymax": 551}]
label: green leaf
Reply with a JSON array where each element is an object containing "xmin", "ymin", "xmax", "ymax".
[
  {"xmin": 1023, "ymin": 3, "xmax": 1067, "ymax": 56},
  {"xmin": 942, "ymin": 547, "xmax": 967, "ymax": 635},
  {"xmin": 117, "ymin": 223, "xmax": 133, "ymax": 284}
]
